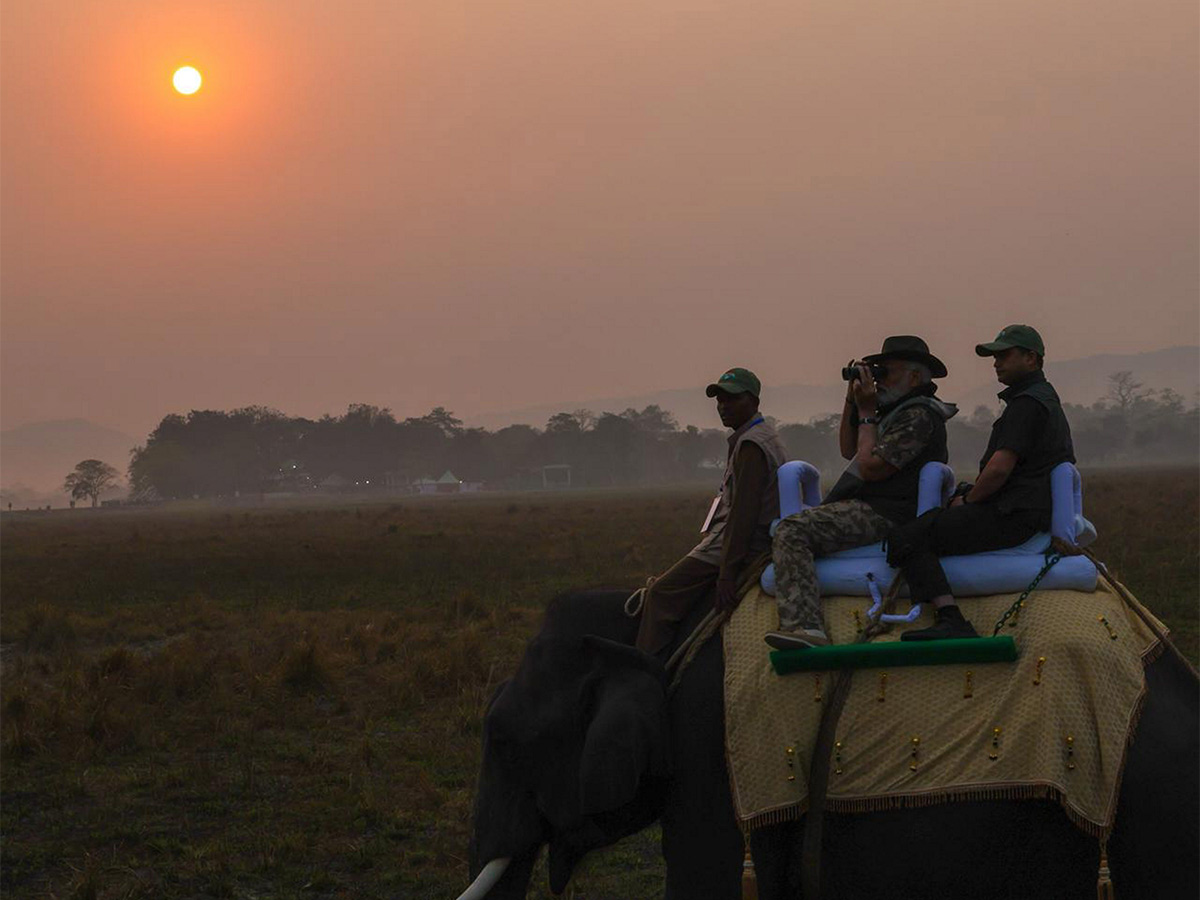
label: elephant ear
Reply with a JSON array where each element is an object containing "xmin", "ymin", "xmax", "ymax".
[{"xmin": 577, "ymin": 636, "xmax": 671, "ymax": 817}]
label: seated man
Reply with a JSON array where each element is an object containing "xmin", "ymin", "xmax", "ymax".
[
  {"xmin": 890, "ymin": 324, "xmax": 1076, "ymax": 640},
  {"xmin": 765, "ymin": 336, "xmax": 958, "ymax": 650},
  {"xmin": 635, "ymin": 368, "xmax": 789, "ymax": 657}
]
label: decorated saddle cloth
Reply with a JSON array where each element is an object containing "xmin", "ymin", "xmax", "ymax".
[{"xmin": 723, "ymin": 580, "xmax": 1164, "ymax": 838}]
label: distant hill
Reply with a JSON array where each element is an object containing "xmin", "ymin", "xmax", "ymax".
[
  {"xmin": 468, "ymin": 346, "xmax": 1200, "ymax": 431},
  {"xmin": 953, "ymin": 346, "xmax": 1199, "ymax": 415},
  {"xmin": 0, "ymin": 419, "xmax": 138, "ymax": 499}
]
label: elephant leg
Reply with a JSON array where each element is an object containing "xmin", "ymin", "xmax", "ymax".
[
  {"xmin": 661, "ymin": 630, "xmax": 745, "ymax": 900},
  {"xmin": 749, "ymin": 820, "xmax": 802, "ymax": 900}
]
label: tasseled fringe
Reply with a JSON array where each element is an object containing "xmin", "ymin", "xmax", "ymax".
[
  {"xmin": 827, "ymin": 785, "xmax": 1112, "ymax": 839},
  {"xmin": 741, "ymin": 848, "xmax": 758, "ymax": 900},
  {"xmin": 739, "ymin": 784, "xmax": 1116, "ymax": 840},
  {"xmin": 738, "ymin": 800, "xmax": 808, "ymax": 835},
  {"xmin": 1096, "ymin": 841, "xmax": 1115, "ymax": 899},
  {"xmin": 1140, "ymin": 638, "xmax": 1165, "ymax": 666}
]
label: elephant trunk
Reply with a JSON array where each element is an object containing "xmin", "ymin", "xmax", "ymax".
[{"xmin": 454, "ymin": 857, "xmax": 511, "ymax": 900}]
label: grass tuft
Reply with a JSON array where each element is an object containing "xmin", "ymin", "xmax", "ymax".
[
  {"xmin": 280, "ymin": 639, "xmax": 334, "ymax": 694},
  {"xmin": 19, "ymin": 604, "xmax": 77, "ymax": 653}
]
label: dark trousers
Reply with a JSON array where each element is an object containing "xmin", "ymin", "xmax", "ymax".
[
  {"xmin": 635, "ymin": 555, "xmax": 719, "ymax": 656},
  {"xmin": 886, "ymin": 503, "xmax": 1046, "ymax": 604}
]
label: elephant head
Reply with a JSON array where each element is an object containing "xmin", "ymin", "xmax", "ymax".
[{"xmin": 467, "ymin": 623, "xmax": 671, "ymax": 897}]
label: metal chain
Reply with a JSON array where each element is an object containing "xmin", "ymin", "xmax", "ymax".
[{"xmin": 991, "ymin": 551, "xmax": 1062, "ymax": 636}]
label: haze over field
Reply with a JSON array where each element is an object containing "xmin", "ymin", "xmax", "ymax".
[
  {"xmin": 2, "ymin": 344, "xmax": 1195, "ymax": 500},
  {"xmin": 2, "ymin": 1, "xmax": 1196, "ymax": 443}
]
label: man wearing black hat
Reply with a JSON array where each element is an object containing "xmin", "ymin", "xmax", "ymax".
[
  {"xmin": 765, "ymin": 336, "xmax": 958, "ymax": 650},
  {"xmin": 889, "ymin": 324, "xmax": 1076, "ymax": 641},
  {"xmin": 635, "ymin": 368, "xmax": 789, "ymax": 656}
]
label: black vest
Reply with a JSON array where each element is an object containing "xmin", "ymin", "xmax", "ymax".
[
  {"xmin": 824, "ymin": 391, "xmax": 952, "ymax": 524},
  {"xmin": 982, "ymin": 371, "xmax": 1075, "ymax": 514}
]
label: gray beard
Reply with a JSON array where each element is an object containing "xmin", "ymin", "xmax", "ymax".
[{"xmin": 875, "ymin": 385, "xmax": 906, "ymax": 408}]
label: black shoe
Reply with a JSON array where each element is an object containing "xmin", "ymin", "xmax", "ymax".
[{"xmin": 900, "ymin": 611, "xmax": 980, "ymax": 641}]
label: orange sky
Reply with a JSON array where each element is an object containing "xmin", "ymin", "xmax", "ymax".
[{"xmin": 2, "ymin": 0, "xmax": 1197, "ymax": 437}]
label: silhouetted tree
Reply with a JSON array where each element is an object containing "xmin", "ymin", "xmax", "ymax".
[
  {"xmin": 1106, "ymin": 371, "xmax": 1146, "ymax": 413},
  {"xmin": 120, "ymin": 377, "xmax": 1199, "ymax": 499},
  {"xmin": 64, "ymin": 460, "xmax": 120, "ymax": 507}
]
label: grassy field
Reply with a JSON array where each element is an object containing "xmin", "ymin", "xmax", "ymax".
[{"xmin": 2, "ymin": 469, "xmax": 1196, "ymax": 899}]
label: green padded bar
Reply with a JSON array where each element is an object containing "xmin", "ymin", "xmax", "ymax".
[{"xmin": 769, "ymin": 636, "xmax": 1018, "ymax": 675}]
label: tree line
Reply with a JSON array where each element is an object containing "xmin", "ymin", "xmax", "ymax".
[{"xmin": 119, "ymin": 372, "xmax": 1196, "ymax": 500}]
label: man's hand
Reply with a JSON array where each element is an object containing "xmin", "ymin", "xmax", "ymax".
[
  {"xmin": 948, "ymin": 494, "xmax": 966, "ymax": 508},
  {"xmin": 844, "ymin": 360, "xmax": 859, "ymax": 405},
  {"xmin": 715, "ymin": 578, "xmax": 741, "ymax": 615},
  {"xmin": 851, "ymin": 365, "xmax": 878, "ymax": 412}
]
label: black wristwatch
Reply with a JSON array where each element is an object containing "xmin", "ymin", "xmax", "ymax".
[{"xmin": 860, "ymin": 415, "xmax": 879, "ymax": 425}]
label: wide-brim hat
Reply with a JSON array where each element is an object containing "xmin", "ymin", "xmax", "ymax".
[{"xmin": 862, "ymin": 335, "xmax": 947, "ymax": 378}]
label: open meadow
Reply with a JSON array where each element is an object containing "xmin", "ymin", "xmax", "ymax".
[{"xmin": 2, "ymin": 468, "xmax": 1196, "ymax": 899}]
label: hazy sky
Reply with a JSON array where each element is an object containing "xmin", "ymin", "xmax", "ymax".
[{"xmin": 2, "ymin": 0, "xmax": 1197, "ymax": 438}]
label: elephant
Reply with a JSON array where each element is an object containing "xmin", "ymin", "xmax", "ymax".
[{"xmin": 465, "ymin": 588, "xmax": 1199, "ymax": 900}]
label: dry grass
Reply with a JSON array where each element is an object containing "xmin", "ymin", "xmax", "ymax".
[{"xmin": 1, "ymin": 471, "xmax": 1195, "ymax": 898}]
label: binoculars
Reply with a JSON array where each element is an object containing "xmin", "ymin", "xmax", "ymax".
[{"xmin": 841, "ymin": 363, "xmax": 888, "ymax": 382}]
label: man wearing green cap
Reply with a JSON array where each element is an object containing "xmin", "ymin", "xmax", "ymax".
[
  {"xmin": 635, "ymin": 367, "xmax": 789, "ymax": 656},
  {"xmin": 888, "ymin": 324, "xmax": 1077, "ymax": 641},
  {"xmin": 764, "ymin": 336, "xmax": 959, "ymax": 650}
]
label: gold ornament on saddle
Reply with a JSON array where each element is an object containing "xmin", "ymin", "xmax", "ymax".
[
  {"xmin": 1098, "ymin": 615, "xmax": 1118, "ymax": 641},
  {"xmin": 988, "ymin": 726, "xmax": 1002, "ymax": 761}
]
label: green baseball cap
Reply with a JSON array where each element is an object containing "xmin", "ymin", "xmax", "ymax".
[
  {"xmin": 975, "ymin": 324, "xmax": 1045, "ymax": 357},
  {"xmin": 705, "ymin": 367, "xmax": 761, "ymax": 398}
]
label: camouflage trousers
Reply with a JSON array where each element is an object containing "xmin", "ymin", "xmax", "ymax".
[{"xmin": 772, "ymin": 500, "xmax": 892, "ymax": 631}]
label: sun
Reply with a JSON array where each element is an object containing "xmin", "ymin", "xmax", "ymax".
[{"xmin": 173, "ymin": 66, "xmax": 202, "ymax": 95}]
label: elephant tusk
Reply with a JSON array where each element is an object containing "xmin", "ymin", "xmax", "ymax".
[{"xmin": 455, "ymin": 857, "xmax": 511, "ymax": 900}]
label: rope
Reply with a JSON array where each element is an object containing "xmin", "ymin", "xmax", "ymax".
[
  {"xmin": 666, "ymin": 610, "xmax": 722, "ymax": 695},
  {"xmin": 623, "ymin": 574, "xmax": 659, "ymax": 618},
  {"xmin": 623, "ymin": 587, "xmax": 646, "ymax": 618},
  {"xmin": 1082, "ymin": 548, "xmax": 1199, "ymax": 681},
  {"xmin": 663, "ymin": 552, "xmax": 770, "ymax": 696}
]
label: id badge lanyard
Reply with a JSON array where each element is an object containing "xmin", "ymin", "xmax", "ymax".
[{"xmin": 701, "ymin": 417, "xmax": 763, "ymax": 533}]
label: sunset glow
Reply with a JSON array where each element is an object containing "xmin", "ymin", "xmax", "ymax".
[
  {"xmin": 172, "ymin": 66, "xmax": 202, "ymax": 95},
  {"xmin": 0, "ymin": 0, "xmax": 1195, "ymax": 450}
]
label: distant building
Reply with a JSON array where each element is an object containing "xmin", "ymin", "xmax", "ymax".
[{"xmin": 412, "ymin": 471, "xmax": 482, "ymax": 494}]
